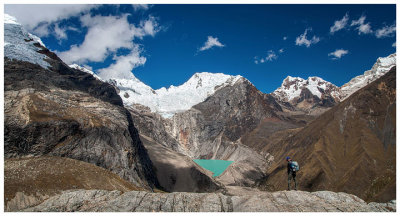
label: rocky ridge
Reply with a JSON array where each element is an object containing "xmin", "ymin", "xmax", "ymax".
[
  {"xmin": 271, "ymin": 53, "xmax": 396, "ymax": 114},
  {"xmin": 12, "ymin": 189, "xmax": 396, "ymax": 212},
  {"xmin": 340, "ymin": 53, "xmax": 396, "ymax": 100}
]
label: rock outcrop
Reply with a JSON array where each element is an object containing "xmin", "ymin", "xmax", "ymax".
[
  {"xmin": 12, "ymin": 189, "xmax": 396, "ymax": 212},
  {"xmin": 261, "ymin": 67, "xmax": 396, "ymax": 203}
]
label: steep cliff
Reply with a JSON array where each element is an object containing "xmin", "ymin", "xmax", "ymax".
[{"xmin": 4, "ymin": 17, "xmax": 159, "ymax": 190}]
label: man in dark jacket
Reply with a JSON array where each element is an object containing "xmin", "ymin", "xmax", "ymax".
[{"xmin": 286, "ymin": 156, "xmax": 297, "ymax": 190}]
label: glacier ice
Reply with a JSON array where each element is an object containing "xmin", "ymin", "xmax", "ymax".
[{"xmin": 4, "ymin": 14, "xmax": 50, "ymax": 69}]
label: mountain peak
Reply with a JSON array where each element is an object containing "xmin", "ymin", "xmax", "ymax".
[
  {"xmin": 284, "ymin": 75, "xmax": 304, "ymax": 82},
  {"xmin": 340, "ymin": 53, "xmax": 396, "ymax": 101},
  {"xmin": 274, "ymin": 75, "xmax": 338, "ymax": 102}
]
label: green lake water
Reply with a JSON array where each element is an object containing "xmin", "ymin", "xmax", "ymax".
[{"xmin": 193, "ymin": 159, "xmax": 234, "ymax": 177}]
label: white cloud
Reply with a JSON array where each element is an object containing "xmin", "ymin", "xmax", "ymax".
[
  {"xmin": 279, "ymin": 48, "xmax": 284, "ymax": 53},
  {"xmin": 54, "ymin": 23, "xmax": 67, "ymax": 40},
  {"xmin": 376, "ymin": 24, "xmax": 396, "ymax": 38},
  {"xmin": 58, "ymin": 14, "xmax": 159, "ymax": 64},
  {"xmin": 53, "ymin": 24, "xmax": 81, "ymax": 42},
  {"xmin": 254, "ymin": 50, "xmax": 278, "ymax": 64},
  {"xmin": 295, "ymin": 28, "xmax": 320, "ymax": 47},
  {"xmin": 132, "ymin": 4, "xmax": 150, "ymax": 11},
  {"xmin": 141, "ymin": 16, "xmax": 159, "ymax": 36},
  {"xmin": 198, "ymin": 36, "xmax": 225, "ymax": 52},
  {"xmin": 265, "ymin": 50, "xmax": 277, "ymax": 61},
  {"xmin": 67, "ymin": 26, "xmax": 80, "ymax": 32},
  {"xmin": 97, "ymin": 45, "xmax": 146, "ymax": 80},
  {"xmin": 328, "ymin": 49, "xmax": 349, "ymax": 60},
  {"xmin": 283, "ymin": 36, "xmax": 287, "ymax": 40},
  {"xmin": 330, "ymin": 13, "xmax": 349, "ymax": 34},
  {"xmin": 32, "ymin": 23, "xmax": 51, "ymax": 37},
  {"xmin": 83, "ymin": 64, "xmax": 93, "ymax": 71},
  {"xmin": 5, "ymin": 4, "xmax": 98, "ymax": 36},
  {"xmin": 351, "ymin": 15, "xmax": 373, "ymax": 35}
]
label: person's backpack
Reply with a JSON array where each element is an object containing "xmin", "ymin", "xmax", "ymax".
[{"xmin": 290, "ymin": 161, "xmax": 300, "ymax": 172}]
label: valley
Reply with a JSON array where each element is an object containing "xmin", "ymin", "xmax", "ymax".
[{"xmin": 3, "ymin": 12, "xmax": 396, "ymax": 212}]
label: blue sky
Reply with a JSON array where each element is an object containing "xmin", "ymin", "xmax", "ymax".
[{"xmin": 5, "ymin": 4, "xmax": 396, "ymax": 93}]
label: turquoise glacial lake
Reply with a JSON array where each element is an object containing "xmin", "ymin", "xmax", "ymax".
[{"xmin": 193, "ymin": 159, "xmax": 234, "ymax": 177}]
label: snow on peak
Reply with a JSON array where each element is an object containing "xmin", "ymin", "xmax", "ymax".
[
  {"xmin": 113, "ymin": 72, "xmax": 243, "ymax": 118},
  {"xmin": 340, "ymin": 53, "xmax": 396, "ymax": 101},
  {"xmin": 4, "ymin": 13, "xmax": 49, "ymax": 68},
  {"xmin": 4, "ymin": 14, "xmax": 20, "ymax": 25},
  {"xmin": 70, "ymin": 67, "xmax": 242, "ymax": 118},
  {"xmin": 273, "ymin": 75, "xmax": 339, "ymax": 102}
]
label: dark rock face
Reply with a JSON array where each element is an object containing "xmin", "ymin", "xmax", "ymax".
[
  {"xmin": 4, "ymin": 57, "xmax": 159, "ymax": 190},
  {"xmin": 261, "ymin": 68, "xmax": 396, "ymax": 203},
  {"xmin": 140, "ymin": 135, "xmax": 222, "ymax": 192},
  {"xmin": 128, "ymin": 105, "xmax": 222, "ymax": 192},
  {"xmin": 167, "ymin": 78, "xmax": 279, "ymax": 158},
  {"xmin": 128, "ymin": 104, "xmax": 182, "ymax": 153}
]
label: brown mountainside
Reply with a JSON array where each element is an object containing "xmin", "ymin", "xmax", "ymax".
[
  {"xmin": 5, "ymin": 156, "xmax": 141, "ymax": 211},
  {"xmin": 259, "ymin": 67, "xmax": 396, "ymax": 202}
]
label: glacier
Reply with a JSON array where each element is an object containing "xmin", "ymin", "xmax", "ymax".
[
  {"xmin": 70, "ymin": 67, "xmax": 243, "ymax": 118},
  {"xmin": 4, "ymin": 14, "xmax": 50, "ymax": 69}
]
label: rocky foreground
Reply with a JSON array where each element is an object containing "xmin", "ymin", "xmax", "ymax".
[{"xmin": 12, "ymin": 189, "xmax": 395, "ymax": 212}]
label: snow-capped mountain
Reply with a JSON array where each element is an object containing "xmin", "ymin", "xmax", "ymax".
[
  {"xmin": 272, "ymin": 76, "xmax": 340, "ymax": 103},
  {"xmin": 112, "ymin": 73, "xmax": 242, "ymax": 117},
  {"xmin": 339, "ymin": 53, "xmax": 396, "ymax": 101},
  {"xmin": 4, "ymin": 14, "xmax": 49, "ymax": 69},
  {"xmin": 70, "ymin": 64, "xmax": 243, "ymax": 118},
  {"xmin": 272, "ymin": 53, "xmax": 396, "ymax": 109}
]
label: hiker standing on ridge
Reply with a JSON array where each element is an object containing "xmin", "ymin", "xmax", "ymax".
[{"xmin": 286, "ymin": 156, "xmax": 299, "ymax": 191}]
